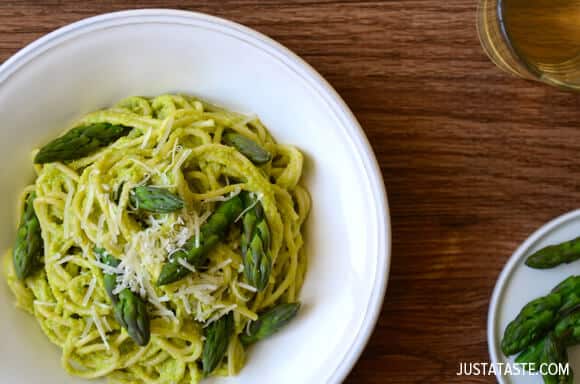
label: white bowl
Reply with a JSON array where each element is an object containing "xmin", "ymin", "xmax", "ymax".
[
  {"xmin": 0, "ymin": 9, "xmax": 390, "ymax": 384},
  {"xmin": 489, "ymin": 210, "xmax": 580, "ymax": 383}
]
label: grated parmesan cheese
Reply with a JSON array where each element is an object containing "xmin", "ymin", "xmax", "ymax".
[
  {"xmin": 82, "ymin": 186, "xmax": 95, "ymax": 223},
  {"xmin": 193, "ymin": 211, "xmax": 201, "ymax": 248},
  {"xmin": 91, "ymin": 308, "xmax": 110, "ymax": 350},
  {"xmin": 92, "ymin": 259, "xmax": 122, "ymax": 275},
  {"xmin": 202, "ymin": 187, "xmax": 242, "ymax": 204},
  {"xmin": 144, "ymin": 280, "xmax": 176, "ymax": 321},
  {"xmin": 155, "ymin": 116, "xmax": 175, "ymax": 154},
  {"xmin": 82, "ymin": 276, "xmax": 97, "ymax": 307},
  {"xmin": 106, "ymin": 197, "xmax": 120, "ymax": 238},
  {"xmin": 177, "ymin": 257, "xmax": 197, "ymax": 273},
  {"xmin": 209, "ymin": 258, "xmax": 232, "ymax": 273},
  {"xmin": 237, "ymin": 282, "xmax": 258, "ymax": 292},
  {"xmin": 181, "ymin": 296, "xmax": 192, "ymax": 314},
  {"xmin": 231, "ymin": 282, "xmax": 250, "ymax": 302},
  {"xmin": 175, "ymin": 280, "xmax": 218, "ymax": 308},
  {"xmin": 101, "ymin": 316, "xmax": 112, "ymax": 332},
  {"xmin": 162, "ymin": 139, "xmax": 181, "ymax": 174},
  {"xmin": 205, "ymin": 304, "xmax": 238, "ymax": 326},
  {"xmin": 172, "ymin": 148, "xmax": 192, "ymax": 173},
  {"xmin": 200, "ymin": 210, "xmax": 212, "ymax": 224},
  {"xmin": 112, "ymin": 245, "xmax": 148, "ymax": 297},
  {"xmin": 245, "ymin": 319, "xmax": 253, "ymax": 336},
  {"xmin": 175, "ymin": 226, "xmax": 191, "ymax": 249},
  {"xmin": 130, "ymin": 158, "xmax": 159, "ymax": 176},
  {"xmin": 80, "ymin": 317, "xmax": 94, "ymax": 339},
  {"xmin": 234, "ymin": 192, "xmax": 263, "ymax": 223},
  {"xmin": 33, "ymin": 300, "xmax": 56, "ymax": 307},
  {"xmin": 190, "ymin": 209, "xmax": 212, "ymax": 249},
  {"xmin": 141, "ymin": 127, "xmax": 153, "ymax": 149},
  {"xmin": 94, "ymin": 301, "xmax": 111, "ymax": 310},
  {"xmin": 174, "ymin": 283, "xmax": 219, "ymax": 298},
  {"xmin": 56, "ymin": 255, "xmax": 74, "ymax": 265},
  {"xmin": 97, "ymin": 214, "xmax": 106, "ymax": 244}
]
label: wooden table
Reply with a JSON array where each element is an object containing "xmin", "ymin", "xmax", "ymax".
[{"xmin": 3, "ymin": 1, "xmax": 579, "ymax": 383}]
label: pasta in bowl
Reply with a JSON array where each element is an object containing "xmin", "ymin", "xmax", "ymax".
[{"xmin": 3, "ymin": 94, "xmax": 310, "ymax": 383}]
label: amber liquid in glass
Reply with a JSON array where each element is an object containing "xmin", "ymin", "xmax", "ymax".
[{"xmin": 478, "ymin": 0, "xmax": 580, "ymax": 89}]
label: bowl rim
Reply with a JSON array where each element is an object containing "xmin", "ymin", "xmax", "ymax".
[{"xmin": 0, "ymin": 9, "xmax": 391, "ymax": 383}]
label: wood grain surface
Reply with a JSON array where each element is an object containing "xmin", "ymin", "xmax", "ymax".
[{"xmin": 3, "ymin": 1, "xmax": 579, "ymax": 383}]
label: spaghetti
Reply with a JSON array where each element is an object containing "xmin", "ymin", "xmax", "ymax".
[{"xmin": 3, "ymin": 94, "xmax": 310, "ymax": 383}]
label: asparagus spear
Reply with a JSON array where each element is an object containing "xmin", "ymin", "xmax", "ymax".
[
  {"xmin": 517, "ymin": 333, "xmax": 573, "ymax": 384},
  {"xmin": 516, "ymin": 306, "xmax": 580, "ymax": 360},
  {"xmin": 552, "ymin": 276, "xmax": 580, "ymax": 315},
  {"xmin": 554, "ymin": 309, "xmax": 580, "ymax": 346},
  {"xmin": 157, "ymin": 195, "xmax": 244, "ymax": 285},
  {"xmin": 130, "ymin": 186, "xmax": 184, "ymax": 213},
  {"xmin": 115, "ymin": 289, "xmax": 150, "ymax": 347},
  {"xmin": 526, "ymin": 237, "xmax": 580, "ymax": 269},
  {"xmin": 516, "ymin": 336, "xmax": 546, "ymax": 365},
  {"xmin": 502, "ymin": 276, "xmax": 580, "ymax": 356},
  {"xmin": 501, "ymin": 293, "xmax": 563, "ymax": 355},
  {"xmin": 223, "ymin": 131, "xmax": 271, "ymax": 164},
  {"xmin": 34, "ymin": 123, "xmax": 132, "ymax": 164},
  {"xmin": 240, "ymin": 302, "xmax": 300, "ymax": 346},
  {"xmin": 13, "ymin": 192, "xmax": 43, "ymax": 280},
  {"xmin": 517, "ymin": 310, "xmax": 580, "ymax": 383},
  {"xmin": 506, "ymin": 277, "xmax": 580, "ymax": 383},
  {"xmin": 539, "ymin": 333, "xmax": 573, "ymax": 384},
  {"xmin": 552, "ymin": 276, "xmax": 580, "ymax": 297},
  {"xmin": 96, "ymin": 248, "xmax": 150, "ymax": 346},
  {"xmin": 559, "ymin": 292, "xmax": 580, "ymax": 316},
  {"xmin": 202, "ymin": 313, "xmax": 234, "ymax": 375},
  {"xmin": 240, "ymin": 192, "xmax": 272, "ymax": 291}
]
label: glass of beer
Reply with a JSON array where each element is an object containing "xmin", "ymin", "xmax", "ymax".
[{"xmin": 477, "ymin": 0, "xmax": 580, "ymax": 90}]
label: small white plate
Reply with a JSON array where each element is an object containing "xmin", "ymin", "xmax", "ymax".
[{"xmin": 489, "ymin": 210, "xmax": 580, "ymax": 383}]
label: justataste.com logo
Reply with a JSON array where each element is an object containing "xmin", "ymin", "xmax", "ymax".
[{"xmin": 456, "ymin": 362, "xmax": 570, "ymax": 376}]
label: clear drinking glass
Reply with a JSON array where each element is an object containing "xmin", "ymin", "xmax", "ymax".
[{"xmin": 477, "ymin": 0, "xmax": 580, "ymax": 90}]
